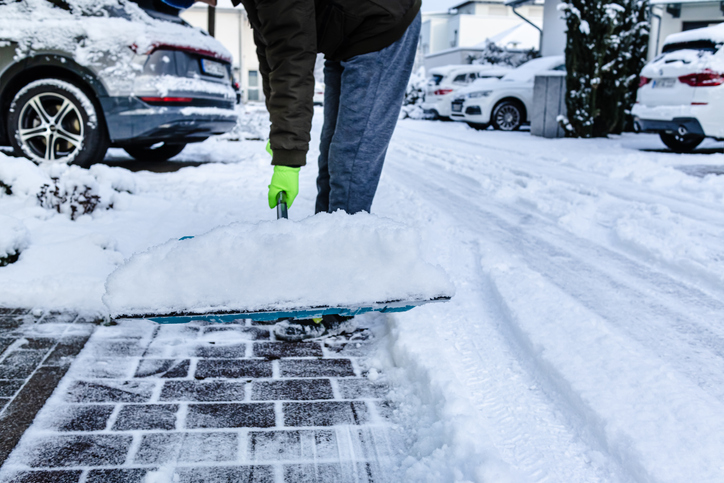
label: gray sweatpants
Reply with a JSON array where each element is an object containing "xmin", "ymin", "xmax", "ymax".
[{"xmin": 315, "ymin": 13, "xmax": 422, "ymax": 214}]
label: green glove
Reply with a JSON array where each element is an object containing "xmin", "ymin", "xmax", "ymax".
[
  {"xmin": 265, "ymin": 140, "xmax": 273, "ymax": 157},
  {"xmin": 268, "ymin": 165, "xmax": 300, "ymax": 209}
]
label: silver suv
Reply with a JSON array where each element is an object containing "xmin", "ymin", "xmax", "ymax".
[{"xmin": 0, "ymin": 0, "xmax": 238, "ymax": 167}]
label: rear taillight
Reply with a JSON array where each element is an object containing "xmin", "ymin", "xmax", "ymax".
[
  {"xmin": 433, "ymin": 88, "xmax": 454, "ymax": 96},
  {"xmin": 638, "ymin": 76, "xmax": 651, "ymax": 88},
  {"xmin": 140, "ymin": 97, "xmax": 193, "ymax": 103},
  {"xmin": 678, "ymin": 69, "xmax": 724, "ymax": 87}
]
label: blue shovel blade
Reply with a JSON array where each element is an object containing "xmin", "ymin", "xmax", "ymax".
[{"xmin": 116, "ymin": 297, "xmax": 450, "ymax": 324}]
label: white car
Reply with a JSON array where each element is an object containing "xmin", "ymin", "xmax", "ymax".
[
  {"xmin": 632, "ymin": 24, "xmax": 724, "ymax": 153},
  {"xmin": 450, "ymin": 56, "xmax": 565, "ymax": 131},
  {"xmin": 422, "ymin": 64, "xmax": 511, "ymax": 120}
]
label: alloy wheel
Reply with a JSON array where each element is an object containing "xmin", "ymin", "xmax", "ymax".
[
  {"xmin": 18, "ymin": 93, "xmax": 84, "ymax": 162},
  {"xmin": 494, "ymin": 104, "xmax": 521, "ymax": 131}
]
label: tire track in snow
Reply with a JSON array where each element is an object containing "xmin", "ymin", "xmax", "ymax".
[
  {"xmin": 380, "ymin": 130, "xmax": 724, "ymax": 481},
  {"xmin": 397, "ymin": 125, "xmax": 724, "ymax": 228},
  {"xmin": 386, "ymin": 153, "xmax": 724, "ymax": 403},
  {"xmin": 376, "ymin": 176, "xmax": 628, "ymax": 482}
]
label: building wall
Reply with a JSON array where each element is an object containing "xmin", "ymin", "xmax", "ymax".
[
  {"xmin": 450, "ymin": 14, "xmax": 541, "ymax": 49},
  {"xmin": 424, "ymin": 48, "xmax": 489, "ymax": 69},
  {"xmin": 180, "ymin": 6, "xmax": 262, "ymax": 103},
  {"xmin": 421, "ymin": 14, "xmax": 453, "ymax": 54},
  {"xmin": 648, "ymin": 3, "xmax": 724, "ymax": 60},
  {"xmin": 540, "ymin": 0, "xmax": 566, "ymax": 56},
  {"xmin": 422, "ymin": 1, "xmax": 543, "ymax": 60}
]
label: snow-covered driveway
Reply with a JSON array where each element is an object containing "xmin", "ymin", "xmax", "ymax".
[
  {"xmin": 1, "ymin": 109, "xmax": 724, "ymax": 482},
  {"xmin": 373, "ymin": 122, "xmax": 724, "ymax": 482}
]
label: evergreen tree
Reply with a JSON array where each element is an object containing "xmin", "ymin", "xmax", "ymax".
[{"xmin": 560, "ymin": 0, "xmax": 649, "ymax": 137}]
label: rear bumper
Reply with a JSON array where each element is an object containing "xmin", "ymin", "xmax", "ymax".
[
  {"xmin": 631, "ymin": 103, "xmax": 722, "ymax": 138},
  {"xmin": 422, "ymin": 96, "xmax": 453, "ymax": 117},
  {"xmin": 633, "ymin": 117, "xmax": 705, "ymax": 137},
  {"xmin": 100, "ymin": 97, "xmax": 238, "ymax": 144}
]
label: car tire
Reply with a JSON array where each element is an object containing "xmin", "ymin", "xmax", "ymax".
[
  {"xmin": 123, "ymin": 142, "xmax": 187, "ymax": 161},
  {"xmin": 659, "ymin": 132, "xmax": 704, "ymax": 153},
  {"xmin": 8, "ymin": 78, "xmax": 108, "ymax": 168},
  {"xmin": 491, "ymin": 100, "xmax": 524, "ymax": 131},
  {"xmin": 467, "ymin": 122, "xmax": 489, "ymax": 131}
]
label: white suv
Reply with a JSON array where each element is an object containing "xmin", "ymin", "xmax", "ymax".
[
  {"xmin": 450, "ymin": 56, "xmax": 565, "ymax": 131},
  {"xmin": 632, "ymin": 24, "xmax": 724, "ymax": 153},
  {"xmin": 422, "ymin": 64, "xmax": 510, "ymax": 120}
]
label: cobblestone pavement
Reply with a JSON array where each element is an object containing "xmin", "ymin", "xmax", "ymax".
[
  {"xmin": 0, "ymin": 315, "xmax": 401, "ymax": 483},
  {"xmin": 0, "ymin": 309, "xmax": 98, "ymax": 465}
]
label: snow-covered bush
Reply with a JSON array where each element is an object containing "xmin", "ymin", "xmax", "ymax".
[
  {"xmin": 36, "ymin": 178, "xmax": 104, "ymax": 220},
  {"xmin": 468, "ymin": 41, "xmax": 539, "ymax": 68},
  {"xmin": 0, "ymin": 153, "xmax": 136, "ymax": 221},
  {"xmin": 559, "ymin": 0, "xmax": 649, "ymax": 137},
  {"xmin": 0, "ymin": 215, "xmax": 29, "ymax": 267},
  {"xmin": 400, "ymin": 67, "xmax": 428, "ymax": 120},
  {"xmin": 0, "ymin": 180, "xmax": 11, "ymax": 196}
]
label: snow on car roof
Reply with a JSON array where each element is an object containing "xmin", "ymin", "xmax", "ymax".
[
  {"xmin": 0, "ymin": 0, "xmax": 231, "ymax": 75},
  {"xmin": 501, "ymin": 55, "xmax": 565, "ymax": 82},
  {"xmin": 664, "ymin": 22, "xmax": 724, "ymax": 46}
]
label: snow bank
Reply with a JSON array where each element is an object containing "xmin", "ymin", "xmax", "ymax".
[
  {"xmin": 0, "ymin": 154, "xmax": 137, "ymax": 312},
  {"xmin": 104, "ymin": 211, "xmax": 454, "ymax": 317},
  {"xmin": 0, "ymin": 215, "xmax": 29, "ymax": 261}
]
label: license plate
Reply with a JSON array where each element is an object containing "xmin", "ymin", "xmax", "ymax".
[
  {"xmin": 652, "ymin": 78, "xmax": 675, "ymax": 88},
  {"xmin": 201, "ymin": 58, "xmax": 226, "ymax": 78},
  {"xmin": 452, "ymin": 102, "xmax": 463, "ymax": 112}
]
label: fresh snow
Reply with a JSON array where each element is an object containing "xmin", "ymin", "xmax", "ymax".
[
  {"xmin": 103, "ymin": 211, "xmax": 454, "ymax": 317},
  {"xmin": 0, "ymin": 214, "xmax": 28, "ymax": 260},
  {"xmin": 2, "ymin": 105, "xmax": 724, "ymax": 482},
  {"xmin": 664, "ymin": 21, "xmax": 724, "ymax": 45}
]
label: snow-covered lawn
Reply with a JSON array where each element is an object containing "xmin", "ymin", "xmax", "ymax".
[{"xmin": 2, "ymin": 107, "xmax": 724, "ymax": 482}]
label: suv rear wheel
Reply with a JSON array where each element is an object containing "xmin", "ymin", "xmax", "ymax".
[
  {"xmin": 8, "ymin": 79, "xmax": 108, "ymax": 168},
  {"xmin": 123, "ymin": 142, "xmax": 187, "ymax": 161},
  {"xmin": 659, "ymin": 132, "xmax": 704, "ymax": 153},
  {"xmin": 491, "ymin": 100, "xmax": 524, "ymax": 131}
]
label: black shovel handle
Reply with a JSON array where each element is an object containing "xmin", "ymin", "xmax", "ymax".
[{"xmin": 276, "ymin": 191, "xmax": 288, "ymax": 219}]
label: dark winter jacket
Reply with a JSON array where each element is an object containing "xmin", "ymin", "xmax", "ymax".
[{"xmin": 231, "ymin": 0, "xmax": 422, "ymax": 167}]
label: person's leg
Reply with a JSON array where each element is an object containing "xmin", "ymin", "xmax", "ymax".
[
  {"xmin": 326, "ymin": 13, "xmax": 422, "ymax": 214},
  {"xmin": 315, "ymin": 60, "xmax": 343, "ymax": 214}
]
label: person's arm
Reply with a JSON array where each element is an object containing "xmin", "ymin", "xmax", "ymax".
[{"xmin": 253, "ymin": 0, "xmax": 317, "ymax": 167}]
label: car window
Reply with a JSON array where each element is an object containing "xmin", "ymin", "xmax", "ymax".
[
  {"xmin": 552, "ymin": 63, "xmax": 566, "ymax": 71},
  {"xmin": 662, "ymin": 40, "xmax": 720, "ymax": 54},
  {"xmin": 453, "ymin": 74, "xmax": 467, "ymax": 83},
  {"xmin": 430, "ymin": 74, "xmax": 444, "ymax": 86},
  {"xmin": 467, "ymin": 73, "xmax": 476, "ymax": 82}
]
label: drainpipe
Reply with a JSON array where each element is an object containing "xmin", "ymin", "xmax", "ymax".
[
  {"xmin": 511, "ymin": 4, "xmax": 542, "ymax": 50},
  {"xmin": 207, "ymin": 5, "xmax": 216, "ymax": 37},
  {"xmin": 650, "ymin": 5, "xmax": 662, "ymax": 57}
]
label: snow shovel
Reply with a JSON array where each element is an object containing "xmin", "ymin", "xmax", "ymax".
[{"xmin": 109, "ymin": 192, "xmax": 451, "ymax": 325}]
